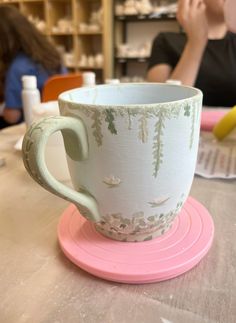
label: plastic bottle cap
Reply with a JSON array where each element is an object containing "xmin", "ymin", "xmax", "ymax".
[
  {"xmin": 82, "ymin": 72, "xmax": 96, "ymax": 86},
  {"xmin": 105, "ymin": 79, "xmax": 120, "ymax": 84},
  {"xmin": 22, "ymin": 75, "xmax": 37, "ymax": 89},
  {"xmin": 213, "ymin": 105, "xmax": 236, "ymax": 140}
]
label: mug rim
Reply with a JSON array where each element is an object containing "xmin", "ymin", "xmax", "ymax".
[{"xmin": 58, "ymin": 82, "xmax": 203, "ymax": 109}]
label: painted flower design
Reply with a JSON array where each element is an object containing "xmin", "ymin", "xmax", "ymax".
[
  {"xmin": 103, "ymin": 175, "xmax": 121, "ymax": 188},
  {"xmin": 148, "ymin": 196, "xmax": 170, "ymax": 208}
]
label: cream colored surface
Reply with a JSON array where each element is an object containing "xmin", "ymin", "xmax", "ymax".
[{"xmin": 0, "ymin": 124, "xmax": 236, "ymax": 323}]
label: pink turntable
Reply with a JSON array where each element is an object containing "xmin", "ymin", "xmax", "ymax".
[{"xmin": 58, "ymin": 196, "xmax": 214, "ymax": 284}]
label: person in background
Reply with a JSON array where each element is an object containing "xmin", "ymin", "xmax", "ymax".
[
  {"xmin": 147, "ymin": 0, "xmax": 236, "ymax": 107},
  {"xmin": 0, "ymin": 5, "xmax": 67, "ymax": 129}
]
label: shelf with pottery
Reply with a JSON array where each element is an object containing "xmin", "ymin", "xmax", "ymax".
[
  {"xmin": 0, "ymin": 0, "xmax": 113, "ymax": 81},
  {"xmin": 113, "ymin": 0, "xmax": 178, "ymax": 80},
  {"xmin": 0, "ymin": 0, "xmax": 20, "ymax": 3},
  {"xmin": 115, "ymin": 13, "xmax": 176, "ymax": 22},
  {"xmin": 21, "ymin": 1, "xmax": 46, "ymax": 32},
  {"xmin": 0, "ymin": 0, "xmax": 20, "ymax": 8},
  {"xmin": 115, "ymin": 0, "xmax": 177, "ymax": 17},
  {"xmin": 116, "ymin": 57, "xmax": 149, "ymax": 63}
]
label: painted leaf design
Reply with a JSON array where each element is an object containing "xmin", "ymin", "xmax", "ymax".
[
  {"xmin": 152, "ymin": 111, "xmax": 165, "ymax": 178},
  {"xmin": 184, "ymin": 105, "xmax": 191, "ymax": 117},
  {"xmin": 138, "ymin": 113, "xmax": 148, "ymax": 143},
  {"xmin": 91, "ymin": 110, "xmax": 103, "ymax": 146},
  {"xmin": 189, "ymin": 105, "xmax": 196, "ymax": 149},
  {"xmin": 105, "ymin": 109, "xmax": 117, "ymax": 135}
]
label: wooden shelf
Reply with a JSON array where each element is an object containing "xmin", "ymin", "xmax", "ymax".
[
  {"xmin": 79, "ymin": 66, "xmax": 103, "ymax": 70},
  {"xmin": 78, "ymin": 31, "xmax": 103, "ymax": 35},
  {"xmin": 50, "ymin": 31, "xmax": 75, "ymax": 35},
  {"xmin": 116, "ymin": 57, "xmax": 148, "ymax": 63},
  {"xmin": 1, "ymin": 0, "xmax": 20, "ymax": 2},
  {"xmin": 22, "ymin": 0, "xmax": 45, "ymax": 3},
  {"xmin": 113, "ymin": 1, "xmax": 178, "ymax": 80},
  {"xmin": 0, "ymin": 0, "xmax": 113, "ymax": 81},
  {"xmin": 115, "ymin": 14, "xmax": 176, "ymax": 22}
]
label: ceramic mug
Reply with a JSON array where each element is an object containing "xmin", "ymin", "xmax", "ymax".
[{"xmin": 22, "ymin": 83, "xmax": 202, "ymax": 242}]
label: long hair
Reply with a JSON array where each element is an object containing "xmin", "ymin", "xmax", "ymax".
[{"xmin": 0, "ymin": 5, "xmax": 63, "ymax": 75}]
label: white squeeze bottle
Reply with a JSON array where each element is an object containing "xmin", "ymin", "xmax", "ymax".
[
  {"xmin": 82, "ymin": 72, "xmax": 96, "ymax": 87},
  {"xmin": 21, "ymin": 75, "xmax": 40, "ymax": 128}
]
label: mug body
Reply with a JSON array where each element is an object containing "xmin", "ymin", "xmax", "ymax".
[{"xmin": 59, "ymin": 83, "xmax": 202, "ymax": 241}]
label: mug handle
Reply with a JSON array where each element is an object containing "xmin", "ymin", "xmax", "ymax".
[{"xmin": 22, "ymin": 115, "xmax": 101, "ymax": 222}]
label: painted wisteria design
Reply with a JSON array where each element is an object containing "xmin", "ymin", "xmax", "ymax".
[{"xmin": 62, "ymin": 98, "xmax": 200, "ymax": 178}]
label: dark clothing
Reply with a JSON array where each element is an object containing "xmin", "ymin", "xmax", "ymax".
[{"xmin": 148, "ymin": 32, "xmax": 236, "ymax": 107}]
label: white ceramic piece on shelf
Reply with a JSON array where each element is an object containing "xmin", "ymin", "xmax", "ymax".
[
  {"xmin": 57, "ymin": 18, "xmax": 74, "ymax": 33},
  {"xmin": 152, "ymin": 5, "xmax": 169, "ymax": 16},
  {"xmin": 56, "ymin": 45, "xmax": 66, "ymax": 55},
  {"xmin": 87, "ymin": 55, "xmax": 95, "ymax": 68},
  {"xmin": 51, "ymin": 26, "xmax": 58, "ymax": 33},
  {"xmin": 28, "ymin": 15, "xmax": 47, "ymax": 32},
  {"xmin": 138, "ymin": 0, "xmax": 153, "ymax": 15},
  {"xmin": 87, "ymin": 24, "xmax": 100, "ymax": 33},
  {"xmin": 138, "ymin": 42, "xmax": 151, "ymax": 57},
  {"xmin": 127, "ymin": 49, "xmax": 138, "ymax": 57},
  {"xmin": 138, "ymin": 47, "xmax": 147, "ymax": 58},
  {"xmin": 79, "ymin": 54, "xmax": 88, "ymax": 67},
  {"xmin": 63, "ymin": 52, "xmax": 75, "ymax": 67},
  {"xmin": 151, "ymin": 3, "xmax": 177, "ymax": 18},
  {"xmin": 167, "ymin": 3, "xmax": 178, "ymax": 16},
  {"xmin": 115, "ymin": 4, "xmax": 124, "ymax": 15},
  {"xmin": 124, "ymin": 0, "xmax": 138, "ymax": 15},
  {"xmin": 95, "ymin": 53, "xmax": 104, "ymax": 67},
  {"xmin": 105, "ymin": 79, "xmax": 120, "ymax": 84},
  {"xmin": 89, "ymin": 8, "xmax": 103, "ymax": 28},
  {"xmin": 36, "ymin": 20, "xmax": 46, "ymax": 32},
  {"xmin": 79, "ymin": 23, "xmax": 88, "ymax": 32},
  {"xmin": 120, "ymin": 76, "xmax": 131, "ymax": 83},
  {"xmin": 117, "ymin": 43, "xmax": 129, "ymax": 57},
  {"xmin": 132, "ymin": 76, "xmax": 144, "ymax": 83}
]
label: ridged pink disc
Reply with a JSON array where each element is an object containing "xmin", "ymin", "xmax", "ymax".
[{"xmin": 58, "ymin": 197, "xmax": 214, "ymax": 284}]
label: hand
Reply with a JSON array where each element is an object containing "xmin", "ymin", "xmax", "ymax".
[{"xmin": 177, "ymin": 0, "xmax": 208, "ymax": 46}]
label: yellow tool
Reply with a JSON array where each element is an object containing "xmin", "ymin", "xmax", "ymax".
[{"xmin": 213, "ymin": 105, "xmax": 236, "ymax": 140}]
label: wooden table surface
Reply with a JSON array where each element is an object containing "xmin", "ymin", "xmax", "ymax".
[{"xmin": 0, "ymin": 124, "xmax": 236, "ymax": 323}]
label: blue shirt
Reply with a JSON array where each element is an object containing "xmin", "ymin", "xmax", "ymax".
[{"xmin": 5, "ymin": 52, "xmax": 67, "ymax": 109}]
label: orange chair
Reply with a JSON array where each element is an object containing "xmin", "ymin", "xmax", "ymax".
[{"xmin": 41, "ymin": 73, "xmax": 83, "ymax": 102}]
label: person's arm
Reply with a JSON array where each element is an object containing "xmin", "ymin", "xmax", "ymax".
[
  {"xmin": 147, "ymin": 0, "xmax": 208, "ymax": 86},
  {"xmin": 224, "ymin": 0, "xmax": 236, "ymax": 33},
  {"xmin": 2, "ymin": 61, "xmax": 24, "ymax": 125}
]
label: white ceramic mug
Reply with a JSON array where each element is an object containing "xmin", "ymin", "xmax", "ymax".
[{"xmin": 22, "ymin": 83, "xmax": 202, "ymax": 242}]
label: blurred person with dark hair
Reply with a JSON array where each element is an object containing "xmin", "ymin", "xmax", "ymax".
[{"xmin": 0, "ymin": 5, "xmax": 67, "ymax": 129}]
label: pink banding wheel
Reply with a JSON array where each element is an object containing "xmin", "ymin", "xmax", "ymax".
[{"xmin": 58, "ymin": 197, "xmax": 214, "ymax": 284}]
